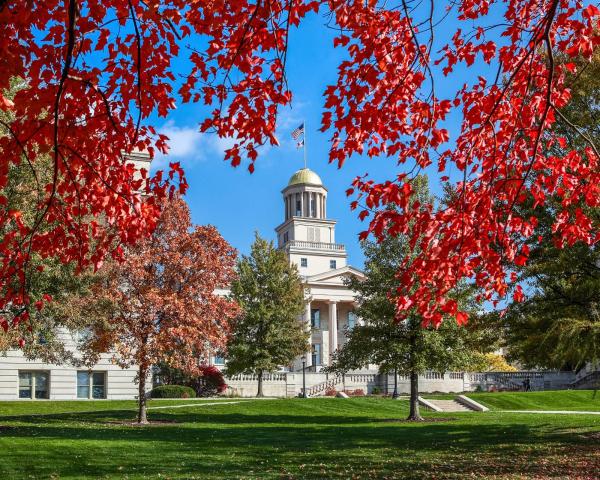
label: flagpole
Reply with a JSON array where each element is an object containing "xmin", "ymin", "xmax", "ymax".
[{"xmin": 303, "ymin": 119, "xmax": 307, "ymax": 169}]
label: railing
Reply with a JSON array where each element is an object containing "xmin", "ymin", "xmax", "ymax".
[
  {"xmin": 226, "ymin": 373, "xmax": 287, "ymax": 382},
  {"xmin": 346, "ymin": 373, "xmax": 378, "ymax": 383},
  {"xmin": 571, "ymin": 371, "xmax": 600, "ymax": 388},
  {"xmin": 487, "ymin": 371, "xmax": 545, "ymax": 379},
  {"xmin": 286, "ymin": 240, "xmax": 346, "ymax": 252},
  {"xmin": 306, "ymin": 375, "xmax": 344, "ymax": 397},
  {"xmin": 423, "ymin": 372, "xmax": 444, "ymax": 380}
]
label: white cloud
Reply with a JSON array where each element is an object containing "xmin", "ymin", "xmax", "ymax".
[
  {"xmin": 160, "ymin": 122, "xmax": 203, "ymax": 159},
  {"xmin": 153, "ymin": 120, "xmax": 241, "ymax": 170},
  {"xmin": 151, "ymin": 120, "xmax": 205, "ymax": 169},
  {"xmin": 207, "ymin": 135, "xmax": 236, "ymax": 155},
  {"xmin": 153, "ymin": 106, "xmax": 310, "ymax": 171}
]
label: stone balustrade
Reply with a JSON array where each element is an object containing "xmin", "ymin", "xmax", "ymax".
[
  {"xmin": 287, "ymin": 240, "xmax": 346, "ymax": 251},
  {"xmin": 221, "ymin": 370, "xmax": 578, "ymax": 398}
]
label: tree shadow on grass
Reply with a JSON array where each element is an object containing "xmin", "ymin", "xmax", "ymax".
[
  {"xmin": 1, "ymin": 413, "xmax": 598, "ymax": 479},
  {"xmin": 0, "ymin": 409, "xmax": 404, "ymax": 426}
]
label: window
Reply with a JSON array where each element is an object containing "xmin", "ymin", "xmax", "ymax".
[
  {"xmin": 77, "ymin": 371, "xmax": 106, "ymax": 399},
  {"xmin": 348, "ymin": 311, "xmax": 357, "ymax": 330},
  {"xmin": 283, "ymin": 232, "xmax": 289, "ymax": 244},
  {"xmin": 300, "ymin": 258, "xmax": 308, "ymax": 268},
  {"xmin": 295, "ymin": 194, "xmax": 302, "ymax": 216},
  {"xmin": 19, "ymin": 371, "xmax": 49, "ymax": 399},
  {"xmin": 330, "ymin": 260, "xmax": 337, "ymax": 269},
  {"xmin": 213, "ymin": 353, "xmax": 225, "ymax": 365},
  {"xmin": 310, "ymin": 194, "xmax": 316, "ymax": 217},
  {"xmin": 311, "ymin": 309, "xmax": 321, "ymax": 329},
  {"xmin": 311, "ymin": 344, "xmax": 322, "ymax": 366},
  {"xmin": 307, "ymin": 227, "xmax": 320, "ymax": 243}
]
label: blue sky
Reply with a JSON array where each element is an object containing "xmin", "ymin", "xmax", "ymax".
[
  {"xmin": 146, "ymin": 3, "xmax": 562, "ymax": 267},
  {"xmin": 151, "ymin": 11, "xmax": 411, "ymax": 267}
]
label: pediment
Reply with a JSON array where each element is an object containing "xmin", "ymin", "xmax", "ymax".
[{"xmin": 305, "ymin": 265, "xmax": 365, "ymax": 285}]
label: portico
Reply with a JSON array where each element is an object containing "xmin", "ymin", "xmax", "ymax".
[{"xmin": 303, "ymin": 300, "xmax": 357, "ymax": 366}]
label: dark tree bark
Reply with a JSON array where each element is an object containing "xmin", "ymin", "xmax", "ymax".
[
  {"xmin": 137, "ymin": 363, "xmax": 149, "ymax": 424},
  {"xmin": 407, "ymin": 332, "xmax": 423, "ymax": 421},
  {"xmin": 407, "ymin": 370, "xmax": 423, "ymax": 421},
  {"xmin": 256, "ymin": 369, "xmax": 264, "ymax": 397}
]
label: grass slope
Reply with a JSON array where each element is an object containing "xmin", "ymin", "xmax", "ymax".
[
  {"xmin": 467, "ymin": 390, "xmax": 600, "ymax": 411},
  {"xmin": 0, "ymin": 396, "xmax": 599, "ymax": 479}
]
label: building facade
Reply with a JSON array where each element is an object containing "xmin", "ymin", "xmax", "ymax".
[
  {"xmin": 274, "ymin": 168, "xmax": 364, "ymax": 372},
  {"xmin": 0, "ymin": 330, "xmax": 143, "ymax": 400}
]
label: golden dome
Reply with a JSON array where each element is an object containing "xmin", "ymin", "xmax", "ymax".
[{"xmin": 287, "ymin": 168, "xmax": 323, "ymax": 187}]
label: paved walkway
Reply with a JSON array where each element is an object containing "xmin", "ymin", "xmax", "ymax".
[{"xmin": 500, "ymin": 410, "xmax": 600, "ymax": 415}]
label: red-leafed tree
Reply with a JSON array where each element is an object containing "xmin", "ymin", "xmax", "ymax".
[
  {"xmin": 77, "ymin": 196, "xmax": 238, "ymax": 423},
  {"xmin": 1, "ymin": 1, "xmax": 598, "ymax": 331}
]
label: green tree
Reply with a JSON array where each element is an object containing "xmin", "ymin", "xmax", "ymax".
[
  {"xmin": 503, "ymin": 237, "xmax": 600, "ymax": 370},
  {"xmin": 501, "ymin": 50, "xmax": 600, "ymax": 370},
  {"xmin": 226, "ymin": 234, "xmax": 309, "ymax": 397},
  {"xmin": 329, "ymin": 177, "xmax": 490, "ymax": 421}
]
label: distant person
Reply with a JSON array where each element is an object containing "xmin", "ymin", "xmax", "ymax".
[{"xmin": 524, "ymin": 378, "xmax": 531, "ymax": 392}]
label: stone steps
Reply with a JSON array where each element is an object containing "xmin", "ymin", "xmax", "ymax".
[{"xmin": 422, "ymin": 398, "xmax": 475, "ymax": 412}]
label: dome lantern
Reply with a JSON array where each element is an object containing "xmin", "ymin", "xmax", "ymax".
[{"xmin": 282, "ymin": 168, "xmax": 327, "ymax": 221}]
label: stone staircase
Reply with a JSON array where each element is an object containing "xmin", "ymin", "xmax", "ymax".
[
  {"xmin": 423, "ymin": 399, "xmax": 473, "ymax": 412},
  {"xmin": 305, "ymin": 375, "xmax": 344, "ymax": 397},
  {"xmin": 420, "ymin": 396, "xmax": 487, "ymax": 412}
]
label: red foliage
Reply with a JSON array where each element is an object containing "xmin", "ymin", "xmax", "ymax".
[
  {"xmin": 198, "ymin": 365, "xmax": 227, "ymax": 396},
  {"xmin": 344, "ymin": 388, "xmax": 365, "ymax": 396},
  {"xmin": 1, "ymin": 1, "xmax": 598, "ymax": 330},
  {"xmin": 84, "ymin": 196, "xmax": 239, "ymax": 383},
  {"xmin": 324, "ymin": 387, "xmax": 338, "ymax": 397}
]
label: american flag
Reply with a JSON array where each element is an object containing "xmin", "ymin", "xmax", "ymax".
[{"xmin": 291, "ymin": 122, "xmax": 304, "ymax": 140}]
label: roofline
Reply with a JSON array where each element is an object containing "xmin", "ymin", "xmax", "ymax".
[
  {"xmin": 305, "ymin": 265, "xmax": 365, "ymax": 282},
  {"xmin": 281, "ymin": 183, "xmax": 328, "ymax": 194},
  {"xmin": 275, "ymin": 217, "xmax": 337, "ymax": 233}
]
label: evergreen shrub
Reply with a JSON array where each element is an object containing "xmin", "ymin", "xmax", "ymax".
[{"xmin": 151, "ymin": 385, "xmax": 196, "ymax": 399}]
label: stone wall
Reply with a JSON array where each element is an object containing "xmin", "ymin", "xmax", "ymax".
[{"xmin": 223, "ymin": 370, "xmax": 578, "ymax": 398}]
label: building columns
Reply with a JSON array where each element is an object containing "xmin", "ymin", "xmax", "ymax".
[
  {"xmin": 305, "ymin": 301, "xmax": 313, "ymax": 368},
  {"xmin": 328, "ymin": 301, "xmax": 338, "ymax": 363}
]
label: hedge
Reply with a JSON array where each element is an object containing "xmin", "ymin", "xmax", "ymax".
[{"xmin": 150, "ymin": 385, "xmax": 196, "ymax": 399}]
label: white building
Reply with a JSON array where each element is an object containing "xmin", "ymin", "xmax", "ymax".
[
  {"xmin": 0, "ymin": 163, "xmax": 363, "ymax": 399},
  {"xmin": 274, "ymin": 168, "xmax": 364, "ymax": 372},
  {"xmin": 0, "ymin": 330, "xmax": 142, "ymax": 400}
]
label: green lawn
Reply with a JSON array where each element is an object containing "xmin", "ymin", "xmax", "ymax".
[
  {"xmin": 467, "ymin": 389, "xmax": 600, "ymax": 411},
  {"xmin": 1, "ymin": 395, "xmax": 599, "ymax": 479}
]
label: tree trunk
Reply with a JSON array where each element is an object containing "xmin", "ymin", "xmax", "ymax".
[
  {"xmin": 137, "ymin": 364, "xmax": 149, "ymax": 424},
  {"xmin": 407, "ymin": 370, "xmax": 423, "ymax": 421},
  {"xmin": 256, "ymin": 369, "xmax": 264, "ymax": 397}
]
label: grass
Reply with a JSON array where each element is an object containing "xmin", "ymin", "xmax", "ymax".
[
  {"xmin": 0, "ymin": 394, "xmax": 599, "ymax": 479},
  {"xmin": 467, "ymin": 389, "xmax": 600, "ymax": 411},
  {"xmin": 421, "ymin": 389, "xmax": 600, "ymax": 411}
]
